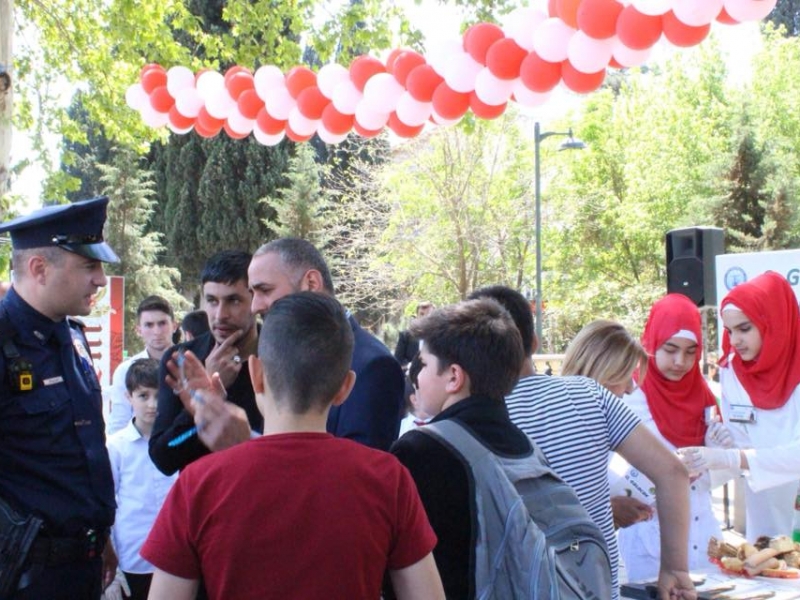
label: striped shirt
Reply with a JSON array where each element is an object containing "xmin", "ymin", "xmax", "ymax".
[{"xmin": 506, "ymin": 375, "xmax": 640, "ymax": 600}]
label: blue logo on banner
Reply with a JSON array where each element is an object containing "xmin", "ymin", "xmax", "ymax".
[{"xmin": 724, "ymin": 267, "xmax": 747, "ymax": 290}]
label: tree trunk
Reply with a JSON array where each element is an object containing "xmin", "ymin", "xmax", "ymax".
[{"xmin": 0, "ymin": 0, "xmax": 12, "ymax": 200}]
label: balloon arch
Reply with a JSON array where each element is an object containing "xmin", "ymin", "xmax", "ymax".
[{"xmin": 126, "ymin": 0, "xmax": 776, "ymax": 145}]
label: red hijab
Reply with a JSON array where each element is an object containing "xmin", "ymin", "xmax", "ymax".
[
  {"xmin": 720, "ymin": 271, "xmax": 800, "ymax": 410},
  {"xmin": 637, "ymin": 294, "xmax": 717, "ymax": 448}
]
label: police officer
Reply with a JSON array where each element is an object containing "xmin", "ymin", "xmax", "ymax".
[{"xmin": 0, "ymin": 197, "xmax": 118, "ymax": 599}]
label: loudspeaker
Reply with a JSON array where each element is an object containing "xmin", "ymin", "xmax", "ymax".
[{"xmin": 666, "ymin": 227, "xmax": 725, "ymax": 307}]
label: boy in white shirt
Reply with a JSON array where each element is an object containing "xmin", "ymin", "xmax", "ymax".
[{"xmin": 105, "ymin": 359, "xmax": 178, "ymax": 600}]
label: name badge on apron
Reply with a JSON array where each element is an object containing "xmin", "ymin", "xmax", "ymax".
[{"xmin": 729, "ymin": 404, "xmax": 756, "ymax": 424}]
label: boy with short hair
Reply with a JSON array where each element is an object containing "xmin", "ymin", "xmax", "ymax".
[
  {"xmin": 388, "ymin": 298, "xmax": 533, "ymax": 599},
  {"xmin": 142, "ymin": 292, "xmax": 444, "ymax": 600},
  {"xmin": 106, "ymin": 359, "xmax": 178, "ymax": 600}
]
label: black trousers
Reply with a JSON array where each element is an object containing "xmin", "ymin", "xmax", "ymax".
[
  {"xmin": 123, "ymin": 572, "xmax": 153, "ymax": 600},
  {"xmin": 11, "ymin": 559, "xmax": 102, "ymax": 600}
]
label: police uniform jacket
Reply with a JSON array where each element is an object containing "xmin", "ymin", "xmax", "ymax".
[{"xmin": 0, "ymin": 287, "xmax": 115, "ymax": 536}]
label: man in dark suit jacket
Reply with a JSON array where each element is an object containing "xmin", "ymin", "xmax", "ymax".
[
  {"xmin": 246, "ymin": 238, "xmax": 405, "ymax": 451},
  {"xmin": 394, "ymin": 301, "xmax": 433, "ymax": 369}
]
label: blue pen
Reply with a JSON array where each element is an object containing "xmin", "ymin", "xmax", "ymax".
[{"xmin": 166, "ymin": 350, "xmax": 204, "ymax": 447}]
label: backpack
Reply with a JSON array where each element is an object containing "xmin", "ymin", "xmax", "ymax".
[{"xmin": 422, "ymin": 420, "xmax": 612, "ymax": 600}]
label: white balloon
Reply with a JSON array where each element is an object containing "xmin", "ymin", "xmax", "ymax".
[
  {"xmin": 288, "ymin": 107, "xmax": 319, "ymax": 136},
  {"xmin": 354, "ymin": 101, "xmax": 390, "ymax": 131},
  {"xmin": 362, "ymin": 72, "xmax": 405, "ymax": 113},
  {"xmin": 443, "ymin": 51, "xmax": 483, "ymax": 93},
  {"xmin": 724, "ymin": 0, "xmax": 777, "ymax": 22},
  {"xmin": 474, "ymin": 69, "xmax": 515, "ymax": 106},
  {"xmin": 195, "ymin": 70, "xmax": 225, "ymax": 102},
  {"xmin": 205, "ymin": 90, "xmax": 236, "ymax": 120},
  {"xmin": 227, "ymin": 110, "xmax": 256, "ymax": 135},
  {"xmin": 532, "ymin": 18, "xmax": 576, "ymax": 63},
  {"xmin": 140, "ymin": 104, "xmax": 169, "ymax": 128},
  {"xmin": 567, "ymin": 31, "xmax": 615, "ymax": 74},
  {"xmin": 395, "ymin": 92, "xmax": 432, "ymax": 127},
  {"xmin": 263, "ymin": 85, "xmax": 295, "ymax": 120},
  {"xmin": 317, "ymin": 125, "xmax": 349, "ymax": 145},
  {"xmin": 167, "ymin": 123, "xmax": 194, "ymax": 135},
  {"xmin": 253, "ymin": 127, "xmax": 286, "ymax": 146},
  {"xmin": 426, "ymin": 38, "xmax": 463, "ymax": 79},
  {"xmin": 430, "ymin": 110, "xmax": 461, "ymax": 127},
  {"xmin": 166, "ymin": 66, "xmax": 195, "ymax": 97},
  {"xmin": 511, "ymin": 80, "xmax": 551, "ymax": 107},
  {"xmin": 671, "ymin": 0, "xmax": 723, "ymax": 26},
  {"xmin": 502, "ymin": 7, "xmax": 548, "ymax": 51},
  {"xmin": 174, "ymin": 87, "xmax": 204, "ymax": 118},
  {"xmin": 612, "ymin": 38, "xmax": 652, "ymax": 67},
  {"xmin": 317, "ymin": 63, "xmax": 351, "ymax": 99},
  {"xmin": 331, "ymin": 79, "xmax": 363, "ymax": 115},
  {"xmin": 630, "ymin": 0, "xmax": 673, "ymax": 15},
  {"xmin": 254, "ymin": 65, "xmax": 286, "ymax": 101},
  {"xmin": 125, "ymin": 84, "xmax": 148, "ymax": 111}
]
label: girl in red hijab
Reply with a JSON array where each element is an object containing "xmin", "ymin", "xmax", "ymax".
[
  {"xmin": 618, "ymin": 293, "xmax": 721, "ymax": 581},
  {"xmin": 686, "ymin": 271, "xmax": 800, "ymax": 540}
]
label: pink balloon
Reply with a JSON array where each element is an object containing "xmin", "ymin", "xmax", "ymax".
[
  {"xmin": 395, "ymin": 92, "xmax": 432, "ymax": 127},
  {"xmin": 331, "ymin": 79, "xmax": 363, "ymax": 115},
  {"xmin": 317, "ymin": 64, "xmax": 350, "ymax": 99},
  {"xmin": 195, "ymin": 70, "xmax": 225, "ymax": 102},
  {"xmin": 317, "ymin": 125, "xmax": 349, "ymax": 145},
  {"xmin": 174, "ymin": 87, "xmax": 204, "ymax": 118},
  {"xmin": 362, "ymin": 72, "xmax": 405, "ymax": 113},
  {"xmin": 474, "ymin": 69, "xmax": 515, "ymax": 106},
  {"xmin": 612, "ymin": 38, "xmax": 653, "ymax": 67},
  {"xmin": 567, "ymin": 31, "xmax": 615, "ymax": 74},
  {"xmin": 723, "ymin": 0, "xmax": 777, "ymax": 22},
  {"xmin": 443, "ymin": 51, "xmax": 483, "ymax": 93},
  {"xmin": 253, "ymin": 127, "xmax": 286, "ymax": 146},
  {"xmin": 532, "ymin": 18, "xmax": 576, "ymax": 63},
  {"xmin": 227, "ymin": 110, "xmax": 255, "ymax": 136},
  {"xmin": 288, "ymin": 107, "xmax": 319, "ymax": 136},
  {"xmin": 502, "ymin": 7, "xmax": 548, "ymax": 51},
  {"xmin": 354, "ymin": 101, "xmax": 390, "ymax": 131},
  {"xmin": 263, "ymin": 86, "xmax": 295, "ymax": 120},
  {"xmin": 205, "ymin": 90, "xmax": 236, "ymax": 120},
  {"xmin": 166, "ymin": 66, "xmax": 195, "ymax": 97},
  {"xmin": 426, "ymin": 38, "xmax": 464, "ymax": 78},
  {"xmin": 512, "ymin": 80, "xmax": 551, "ymax": 108},
  {"xmin": 672, "ymin": 0, "xmax": 724, "ymax": 26},
  {"xmin": 140, "ymin": 104, "xmax": 169, "ymax": 128},
  {"xmin": 254, "ymin": 65, "xmax": 285, "ymax": 101},
  {"xmin": 125, "ymin": 84, "xmax": 148, "ymax": 110},
  {"xmin": 430, "ymin": 110, "xmax": 461, "ymax": 127},
  {"xmin": 630, "ymin": 0, "xmax": 672, "ymax": 16}
]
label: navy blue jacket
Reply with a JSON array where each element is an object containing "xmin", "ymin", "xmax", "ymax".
[
  {"xmin": 326, "ymin": 316, "xmax": 404, "ymax": 451},
  {"xmin": 0, "ymin": 288, "xmax": 115, "ymax": 535}
]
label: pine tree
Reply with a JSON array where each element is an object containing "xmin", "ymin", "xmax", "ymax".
[{"xmin": 767, "ymin": 0, "xmax": 800, "ymax": 36}]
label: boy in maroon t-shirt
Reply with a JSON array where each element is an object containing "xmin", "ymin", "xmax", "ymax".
[{"xmin": 142, "ymin": 293, "xmax": 443, "ymax": 600}]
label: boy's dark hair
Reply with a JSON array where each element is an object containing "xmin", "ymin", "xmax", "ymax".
[
  {"xmin": 469, "ymin": 286, "xmax": 535, "ymax": 356},
  {"xmin": 181, "ymin": 310, "xmax": 210, "ymax": 338},
  {"xmin": 258, "ymin": 292, "xmax": 353, "ymax": 413},
  {"xmin": 136, "ymin": 295, "xmax": 174, "ymax": 320},
  {"xmin": 125, "ymin": 358, "xmax": 160, "ymax": 393},
  {"xmin": 201, "ymin": 250, "xmax": 252, "ymax": 287},
  {"xmin": 410, "ymin": 298, "xmax": 524, "ymax": 400},
  {"xmin": 408, "ymin": 353, "xmax": 422, "ymax": 388},
  {"xmin": 254, "ymin": 238, "xmax": 335, "ymax": 294}
]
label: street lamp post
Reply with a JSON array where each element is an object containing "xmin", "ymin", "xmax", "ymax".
[{"xmin": 533, "ymin": 122, "xmax": 585, "ymax": 352}]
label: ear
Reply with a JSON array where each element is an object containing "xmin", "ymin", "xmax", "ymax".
[
  {"xmin": 248, "ymin": 355, "xmax": 266, "ymax": 396},
  {"xmin": 331, "ymin": 370, "xmax": 356, "ymax": 407},
  {"xmin": 135, "ymin": 323, "xmax": 143, "ymax": 338},
  {"xmin": 445, "ymin": 363, "xmax": 469, "ymax": 395},
  {"xmin": 301, "ymin": 269, "xmax": 325, "ymax": 293},
  {"xmin": 29, "ymin": 254, "xmax": 47, "ymax": 284}
]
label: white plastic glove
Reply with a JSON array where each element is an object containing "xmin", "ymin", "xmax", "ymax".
[
  {"xmin": 101, "ymin": 569, "xmax": 130, "ymax": 600},
  {"xmin": 705, "ymin": 421, "xmax": 735, "ymax": 449},
  {"xmin": 680, "ymin": 446, "xmax": 741, "ymax": 473}
]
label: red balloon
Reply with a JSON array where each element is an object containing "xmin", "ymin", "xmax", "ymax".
[
  {"xmin": 141, "ymin": 69, "xmax": 168, "ymax": 94},
  {"xmin": 194, "ymin": 121, "xmax": 220, "ymax": 138},
  {"xmin": 561, "ymin": 61, "xmax": 605, "ymax": 93},
  {"xmin": 392, "ymin": 51, "xmax": 426, "ymax": 87},
  {"xmin": 662, "ymin": 11, "xmax": 710, "ymax": 47},
  {"xmin": 548, "ymin": 0, "xmax": 558, "ymax": 17},
  {"xmin": 197, "ymin": 107, "xmax": 226, "ymax": 132},
  {"xmin": 486, "ymin": 38, "xmax": 527, "ymax": 80},
  {"xmin": 387, "ymin": 113, "xmax": 424, "ymax": 138},
  {"xmin": 321, "ymin": 104, "xmax": 354, "ymax": 135},
  {"xmin": 577, "ymin": 0, "xmax": 624, "ymax": 39},
  {"xmin": 226, "ymin": 72, "xmax": 255, "ymax": 100},
  {"xmin": 238, "ymin": 89, "xmax": 264, "ymax": 120},
  {"xmin": 469, "ymin": 93, "xmax": 507, "ymax": 120},
  {"xmin": 285, "ymin": 66, "xmax": 317, "ymax": 99},
  {"xmin": 431, "ymin": 83, "xmax": 470, "ymax": 120},
  {"xmin": 223, "ymin": 122, "xmax": 250, "ymax": 140},
  {"xmin": 168, "ymin": 106, "xmax": 195, "ymax": 130},
  {"xmin": 224, "ymin": 66, "xmax": 251, "ymax": 83},
  {"xmin": 385, "ymin": 48, "xmax": 405, "ymax": 73},
  {"xmin": 464, "ymin": 23, "xmax": 505, "ymax": 65},
  {"xmin": 256, "ymin": 107, "xmax": 286, "ymax": 135},
  {"xmin": 149, "ymin": 86, "xmax": 175, "ymax": 113},
  {"xmin": 609, "ymin": 56, "xmax": 624, "ymax": 69},
  {"xmin": 556, "ymin": 0, "xmax": 582, "ymax": 28},
  {"xmin": 285, "ymin": 123, "xmax": 313, "ymax": 142},
  {"xmin": 406, "ymin": 64, "xmax": 444, "ymax": 102},
  {"xmin": 616, "ymin": 6, "xmax": 663, "ymax": 50},
  {"xmin": 716, "ymin": 7, "xmax": 739, "ymax": 24},
  {"xmin": 296, "ymin": 86, "xmax": 329, "ymax": 120},
  {"xmin": 349, "ymin": 55, "xmax": 386, "ymax": 92},
  {"xmin": 353, "ymin": 121, "xmax": 382, "ymax": 138},
  {"xmin": 140, "ymin": 63, "xmax": 164, "ymax": 78},
  {"xmin": 520, "ymin": 52, "xmax": 562, "ymax": 93}
]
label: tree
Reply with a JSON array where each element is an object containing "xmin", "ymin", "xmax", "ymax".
[
  {"xmin": 98, "ymin": 149, "xmax": 189, "ymax": 353},
  {"xmin": 767, "ymin": 0, "xmax": 800, "ymax": 36}
]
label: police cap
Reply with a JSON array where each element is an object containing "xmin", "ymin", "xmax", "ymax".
[{"xmin": 0, "ymin": 196, "xmax": 119, "ymax": 263}]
